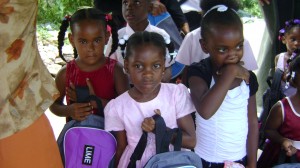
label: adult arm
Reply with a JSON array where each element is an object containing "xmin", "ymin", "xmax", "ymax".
[
  {"xmin": 160, "ymin": 0, "xmax": 189, "ymax": 33},
  {"xmin": 246, "ymin": 95, "xmax": 258, "ymax": 168}
]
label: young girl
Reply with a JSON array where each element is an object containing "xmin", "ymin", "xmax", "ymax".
[
  {"xmin": 187, "ymin": 3, "xmax": 259, "ymax": 168},
  {"xmin": 275, "ymin": 19, "xmax": 300, "ymax": 96},
  {"xmin": 50, "ymin": 8, "xmax": 129, "ymax": 121},
  {"xmin": 258, "ymin": 53, "xmax": 300, "ymax": 167},
  {"xmin": 104, "ymin": 31, "xmax": 196, "ymax": 168}
]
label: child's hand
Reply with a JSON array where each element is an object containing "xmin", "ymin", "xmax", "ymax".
[
  {"xmin": 69, "ymin": 102, "xmax": 93, "ymax": 121},
  {"xmin": 66, "ymin": 82, "xmax": 77, "ymax": 102},
  {"xmin": 142, "ymin": 109, "xmax": 161, "ymax": 133},
  {"xmin": 220, "ymin": 63, "xmax": 250, "ymax": 84},
  {"xmin": 282, "ymin": 138, "xmax": 298, "ymax": 156}
]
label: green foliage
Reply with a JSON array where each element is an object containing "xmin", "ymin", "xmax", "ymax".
[
  {"xmin": 239, "ymin": 0, "xmax": 262, "ymax": 18},
  {"xmin": 37, "ymin": 0, "xmax": 92, "ymax": 26}
]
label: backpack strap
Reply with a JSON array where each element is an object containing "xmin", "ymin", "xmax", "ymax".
[
  {"xmin": 128, "ymin": 115, "xmax": 183, "ymax": 168},
  {"xmin": 271, "ymin": 68, "xmax": 284, "ymax": 91}
]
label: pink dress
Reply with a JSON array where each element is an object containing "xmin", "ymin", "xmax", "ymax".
[{"xmin": 104, "ymin": 83, "xmax": 195, "ymax": 168}]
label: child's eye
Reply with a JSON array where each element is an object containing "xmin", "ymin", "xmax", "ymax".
[
  {"xmin": 134, "ymin": 0, "xmax": 141, "ymax": 5},
  {"xmin": 95, "ymin": 39, "xmax": 101, "ymax": 43},
  {"xmin": 218, "ymin": 48, "xmax": 227, "ymax": 53},
  {"xmin": 236, "ymin": 44, "xmax": 243, "ymax": 50},
  {"xmin": 122, "ymin": 0, "xmax": 128, "ymax": 5},
  {"xmin": 153, "ymin": 64, "xmax": 161, "ymax": 69},
  {"xmin": 135, "ymin": 64, "xmax": 143, "ymax": 69},
  {"xmin": 79, "ymin": 40, "xmax": 87, "ymax": 44}
]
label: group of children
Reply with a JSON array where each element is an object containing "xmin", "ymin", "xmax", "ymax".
[{"xmin": 49, "ymin": 0, "xmax": 300, "ymax": 167}]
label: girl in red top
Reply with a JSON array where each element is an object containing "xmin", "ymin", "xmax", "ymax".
[
  {"xmin": 258, "ymin": 51, "xmax": 300, "ymax": 167},
  {"xmin": 50, "ymin": 8, "xmax": 129, "ymax": 121}
]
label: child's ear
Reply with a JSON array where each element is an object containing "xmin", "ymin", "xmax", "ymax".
[
  {"xmin": 68, "ymin": 33, "xmax": 75, "ymax": 47},
  {"xmin": 199, "ymin": 39, "xmax": 209, "ymax": 54},
  {"xmin": 105, "ymin": 31, "xmax": 110, "ymax": 45},
  {"xmin": 281, "ymin": 36, "xmax": 287, "ymax": 44}
]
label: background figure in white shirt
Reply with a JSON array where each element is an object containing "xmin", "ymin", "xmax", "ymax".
[{"xmin": 105, "ymin": 0, "xmax": 176, "ymax": 82}]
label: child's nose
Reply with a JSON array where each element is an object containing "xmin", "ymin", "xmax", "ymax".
[{"xmin": 88, "ymin": 43, "xmax": 95, "ymax": 51}]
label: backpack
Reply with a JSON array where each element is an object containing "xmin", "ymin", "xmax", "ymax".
[
  {"xmin": 258, "ymin": 68, "xmax": 285, "ymax": 149},
  {"xmin": 128, "ymin": 114, "xmax": 202, "ymax": 168},
  {"xmin": 57, "ymin": 86, "xmax": 116, "ymax": 168}
]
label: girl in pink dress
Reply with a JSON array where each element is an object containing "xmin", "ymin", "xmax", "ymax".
[
  {"xmin": 258, "ymin": 53, "xmax": 300, "ymax": 167},
  {"xmin": 104, "ymin": 31, "xmax": 196, "ymax": 168}
]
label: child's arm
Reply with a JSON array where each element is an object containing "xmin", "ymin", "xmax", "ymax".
[
  {"xmin": 246, "ymin": 95, "xmax": 258, "ymax": 168},
  {"xmin": 265, "ymin": 102, "xmax": 297, "ymax": 156},
  {"xmin": 114, "ymin": 130, "xmax": 128, "ymax": 168},
  {"xmin": 176, "ymin": 114, "xmax": 196, "ymax": 149},
  {"xmin": 114, "ymin": 62, "xmax": 130, "ymax": 95},
  {"xmin": 49, "ymin": 67, "xmax": 92, "ymax": 121},
  {"xmin": 189, "ymin": 64, "xmax": 249, "ymax": 119}
]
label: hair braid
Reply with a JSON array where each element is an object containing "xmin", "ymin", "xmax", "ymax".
[{"xmin": 57, "ymin": 17, "xmax": 70, "ymax": 62}]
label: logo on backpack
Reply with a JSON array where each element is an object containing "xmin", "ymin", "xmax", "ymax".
[{"xmin": 82, "ymin": 145, "xmax": 95, "ymax": 165}]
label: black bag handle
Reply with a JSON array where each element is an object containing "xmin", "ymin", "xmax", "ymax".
[
  {"xmin": 270, "ymin": 68, "xmax": 284, "ymax": 91},
  {"xmin": 128, "ymin": 115, "xmax": 183, "ymax": 168}
]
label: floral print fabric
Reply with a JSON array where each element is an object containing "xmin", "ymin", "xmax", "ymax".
[{"xmin": 0, "ymin": 0, "xmax": 59, "ymax": 139}]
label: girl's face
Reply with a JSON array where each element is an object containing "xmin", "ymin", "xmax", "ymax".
[
  {"xmin": 69, "ymin": 20, "xmax": 109, "ymax": 65},
  {"xmin": 200, "ymin": 24, "xmax": 244, "ymax": 69},
  {"xmin": 124, "ymin": 44, "xmax": 165, "ymax": 95},
  {"xmin": 122, "ymin": 0, "xmax": 149, "ymax": 30},
  {"xmin": 283, "ymin": 26, "xmax": 300, "ymax": 54}
]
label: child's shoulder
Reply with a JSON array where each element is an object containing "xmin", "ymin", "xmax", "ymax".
[{"xmin": 160, "ymin": 83, "xmax": 189, "ymax": 96}]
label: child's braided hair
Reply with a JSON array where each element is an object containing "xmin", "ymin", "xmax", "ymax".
[{"xmin": 57, "ymin": 8, "xmax": 119, "ymax": 62}]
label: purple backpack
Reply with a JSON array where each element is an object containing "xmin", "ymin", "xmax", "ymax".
[{"xmin": 57, "ymin": 114, "xmax": 116, "ymax": 168}]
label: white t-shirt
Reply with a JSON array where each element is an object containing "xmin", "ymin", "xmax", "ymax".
[
  {"xmin": 180, "ymin": 0, "xmax": 202, "ymax": 13},
  {"xmin": 175, "ymin": 28, "xmax": 258, "ymax": 70},
  {"xmin": 195, "ymin": 79, "xmax": 249, "ymax": 162}
]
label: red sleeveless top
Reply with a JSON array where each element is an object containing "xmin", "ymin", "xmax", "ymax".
[
  {"xmin": 65, "ymin": 58, "xmax": 117, "ymax": 105},
  {"xmin": 279, "ymin": 97, "xmax": 300, "ymax": 161}
]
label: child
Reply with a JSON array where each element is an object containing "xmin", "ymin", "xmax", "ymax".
[
  {"xmin": 274, "ymin": 19, "xmax": 300, "ymax": 96},
  {"xmin": 104, "ymin": 31, "xmax": 196, "ymax": 168},
  {"xmin": 258, "ymin": 54, "xmax": 300, "ymax": 167},
  {"xmin": 187, "ymin": 4, "xmax": 259, "ymax": 168},
  {"xmin": 104, "ymin": 0, "xmax": 175, "ymax": 82},
  {"xmin": 176, "ymin": 0, "xmax": 258, "ymax": 84},
  {"xmin": 50, "ymin": 8, "xmax": 129, "ymax": 121}
]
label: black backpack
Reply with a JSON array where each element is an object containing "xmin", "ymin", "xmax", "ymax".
[{"xmin": 258, "ymin": 68, "xmax": 285, "ymax": 149}]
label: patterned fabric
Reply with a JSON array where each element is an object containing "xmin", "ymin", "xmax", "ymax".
[{"xmin": 0, "ymin": 0, "xmax": 59, "ymax": 139}]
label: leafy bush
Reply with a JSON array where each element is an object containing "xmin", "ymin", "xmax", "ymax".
[
  {"xmin": 38, "ymin": 0, "xmax": 93, "ymax": 26},
  {"xmin": 239, "ymin": 0, "xmax": 262, "ymax": 18}
]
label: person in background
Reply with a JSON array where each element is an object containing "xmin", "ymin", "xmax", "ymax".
[
  {"xmin": 178, "ymin": 0, "xmax": 202, "ymax": 32},
  {"xmin": 0, "ymin": 0, "xmax": 63, "ymax": 167},
  {"xmin": 258, "ymin": 52, "xmax": 300, "ymax": 167}
]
